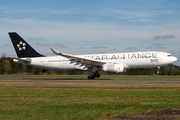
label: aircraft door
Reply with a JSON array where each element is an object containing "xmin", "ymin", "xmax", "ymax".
[
  {"xmin": 156, "ymin": 53, "xmax": 162, "ymax": 64},
  {"xmin": 157, "ymin": 53, "xmax": 162, "ymax": 60},
  {"xmin": 43, "ymin": 58, "xmax": 48, "ymax": 66}
]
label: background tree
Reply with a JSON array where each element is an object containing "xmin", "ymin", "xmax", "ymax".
[
  {"xmin": 34, "ymin": 68, "xmax": 43, "ymax": 75},
  {"xmin": 25, "ymin": 65, "xmax": 35, "ymax": 74},
  {"xmin": 0, "ymin": 59, "xmax": 11, "ymax": 74}
]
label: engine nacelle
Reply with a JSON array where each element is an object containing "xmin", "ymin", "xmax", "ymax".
[{"xmin": 102, "ymin": 63, "xmax": 125, "ymax": 73}]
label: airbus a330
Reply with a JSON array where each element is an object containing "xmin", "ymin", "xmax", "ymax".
[{"xmin": 9, "ymin": 32, "xmax": 177, "ymax": 79}]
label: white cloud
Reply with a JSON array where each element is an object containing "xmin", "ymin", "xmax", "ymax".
[
  {"xmin": 29, "ymin": 37, "xmax": 45, "ymax": 41},
  {"xmin": 36, "ymin": 42, "xmax": 67, "ymax": 48},
  {"xmin": 48, "ymin": 8, "xmax": 83, "ymax": 15},
  {"xmin": 126, "ymin": 47, "xmax": 137, "ymax": 50},
  {"xmin": 90, "ymin": 46, "xmax": 108, "ymax": 49},
  {"xmin": 153, "ymin": 35, "xmax": 176, "ymax": 40}
]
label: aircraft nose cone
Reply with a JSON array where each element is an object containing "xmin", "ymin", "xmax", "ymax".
[
  {"xmin": 174, "ymin": 57, "xmax": 177, "ymax": 62},
  {"xmin": 172, "ymin": 56, "xmax": 177, "ymax": 63}
]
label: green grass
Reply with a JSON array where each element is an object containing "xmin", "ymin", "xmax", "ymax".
[
  {"xmin": 0, "ymin": 81, "xmax": 180, "ymax": 119},
  {"xmin": 0, "ymin": 75, "xmax": 180, "ymax": 79}
]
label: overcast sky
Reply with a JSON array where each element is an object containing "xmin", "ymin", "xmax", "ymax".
[{"xmin": 1, "ymin": 0, "xmax": 180, "ymax": 65}]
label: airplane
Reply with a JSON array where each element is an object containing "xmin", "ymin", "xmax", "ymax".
[{"xmin": 8, "ymin": 32, "xmax": 177, "ymax": 79}]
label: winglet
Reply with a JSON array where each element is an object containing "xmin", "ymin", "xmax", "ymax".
[{"xmin": 50, "ymin": 48, "xmax": 61, "ymax": 55}]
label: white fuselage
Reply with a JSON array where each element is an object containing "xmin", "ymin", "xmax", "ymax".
[{"xmin": 15, "ymin": 51, "xmax": 177, "ymax": 72}]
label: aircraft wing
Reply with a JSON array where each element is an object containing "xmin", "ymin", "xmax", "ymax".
[{"xmin": 50, "ymin": 48, "xmax": 106, "ymax": 68}]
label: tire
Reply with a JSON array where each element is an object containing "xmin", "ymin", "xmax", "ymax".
[
  {"xmin": 96, "ymin": 74, "xmax": 100, "ymax": 78},
  {"xmin": 90, "ymin": 75, "xmax": 95, "ymax": 79},
  {"xmin": 88, "ymin": 75, "xmax": 91, "ymax": 79}
]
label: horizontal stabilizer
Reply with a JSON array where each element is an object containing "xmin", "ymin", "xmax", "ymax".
[{"xmin": 9, "ymin": 57, "xmax": 31, "ymax": 64}]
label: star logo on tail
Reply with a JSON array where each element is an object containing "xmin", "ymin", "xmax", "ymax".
[{"xmin": 17, "ymin": 41, "xmax": 26, "ymax": 51}]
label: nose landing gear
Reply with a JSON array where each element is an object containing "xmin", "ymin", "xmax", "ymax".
[{"xmin": 157, "ymin": 66, "xmax": 160, "ymax": 74}]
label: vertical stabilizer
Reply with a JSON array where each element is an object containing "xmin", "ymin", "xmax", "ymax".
[{"xmin": 9, "ymin": 32, "xmax": 44, "ymax": 58}]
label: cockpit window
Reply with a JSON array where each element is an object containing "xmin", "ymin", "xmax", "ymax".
[{"xmin": 167, "ymin": 55, "xmax": 173, "ymax": 57}]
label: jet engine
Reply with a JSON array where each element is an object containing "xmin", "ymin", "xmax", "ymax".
[{"xmin": 102, "ymin": 63, "xmax": 125, "ymax": 73}]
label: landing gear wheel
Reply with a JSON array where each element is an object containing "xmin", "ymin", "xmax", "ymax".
[
  {"xmin": 96, "ymin": 74, "xmax": 100, "ymax": 78},
  {"xmin": 87, "ymin": 72, "xmax": 100, "ymax": 79},
  {"xmin": 88, "ymin": 75, "xmax": 91, "ymax": 79},
  {"xmin": 88, "ymin": 75, "xmax": 95, "ymax": 79}
]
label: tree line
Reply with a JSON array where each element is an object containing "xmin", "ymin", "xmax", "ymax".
[{"xmin": 0, "ymin": 56, "xmax": 179, "ymax": 75}]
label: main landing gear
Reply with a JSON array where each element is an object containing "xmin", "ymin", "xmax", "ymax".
[
  {"xmin": 87, "ymin": 66, "xmax": 100, "ymax": 79},
  {"xmin": 88, "ymin": 71, "xmax": 100, "ymax": 79}
]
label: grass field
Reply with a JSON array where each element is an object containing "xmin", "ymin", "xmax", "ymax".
[{"xmin": 0, "ymin": 79, "xmax": 180, "ymax": 120}]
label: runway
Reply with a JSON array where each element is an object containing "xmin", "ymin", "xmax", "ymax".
[{"xmin": 1, "ymin": 79, "xmax": 180, "ymax": 82}]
